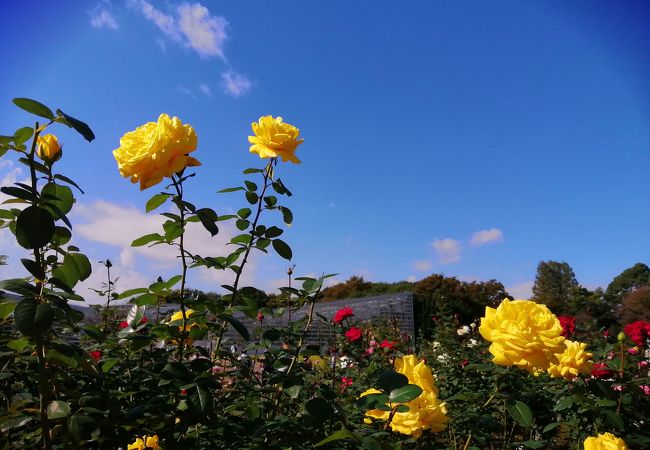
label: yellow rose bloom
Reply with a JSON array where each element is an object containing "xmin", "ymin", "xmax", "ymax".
[
  {"xmin": 547, "ymin": 340, "xmax": 593, "ymax": 381},
  {"xmin": 36, "ymin": 134, "xmax": 62, "ymax": 163},
  {"xmin": 360, "ymin": 355, "xmax": 448, "ymax": 438},
  {"xmin": 169, "ymin": 309, "xmax": 195, "ymax": 332},
  {"xmin": 479, "ymin": 299, "xmax": 566, "ymax": 373},
  {"xmin": 248, "ymin": 115, "xmax": 303, "ymax": 163},
  {"xmin": 113, "ymin": 114, "xmax": 200, "ymax": 190},
  {"xmin": 127, "ymin": 437, "xmax": 145, "ymax": 450},
  {"xmin": 144, "ymin": 435, "xmax": 160, "ymax": 449},
  {"xmin": 583, "ymin": 432, "xmax": 628, "ymax": 450}
]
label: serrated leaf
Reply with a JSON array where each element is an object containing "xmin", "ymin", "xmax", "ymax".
[
  {"xmin": 389, "ymin": 384, "xmax": 423, "ymax": 403},
  {"xmin": 146, "ymin": 193, "xmax": 170, "ymax": 212},
  {"xmin": 16, "ymin": 206, "xmax": 54, "ymax": 249},
  {"xmin": 245, "ymin": 191, "xmax": 258, "ymax": 204},
  {"xmin": 195, "ymin": 208, "xmax": 219, "ymax": 236},
  {"xmin": 377, "ymin": 371, "xmax": 408, "ymax": 393},
  {"xmin": 272, "ymin": 239, "xmax": 292, "ymax": 260},
  {"xmin": 217, "ymin": 313, "xmax": 250, "ymax": 341},
  {"xmin": 314, "ymin": 429, "xmax": 356, "ymax": 447},
  {"xmin": 20, "ymin": 258, "xmax": 46, "ymax": 280},
  {"xmin": 13, "ymin": 98, "xmax": 54, "ymax": 119},
  {"xmin": 507, "ymin": 400, "xmax": 533, "ymax": 428},
  {"xmin": 13, "ymin": 298, "xmax": 54, "ymax": 337},
  {"xmin": 56, "ymin": 109, "xmax": 95, "ymax": 142},
  {"xmin": 279, "ymin": 206, "xmax": 293, "ymax": 225},
  {"xmin": 131, "ymin": 233, "xmax": 163, "ymax": 247},
  {"xmin": 47, "ymin": 400, "xmax": 71, "ymax": 419}
]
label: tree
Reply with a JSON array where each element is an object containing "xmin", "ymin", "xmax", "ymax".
[
  {"xmin": 532, "ymin": 261, "xmax": 579, "ymax": 313},
  {"xmin": 620, "ymin": 286, "xmax": 650, "ymax": 324},
  {"xmin": 606, "ymin": 263, "xmax": 650, "ymax": 302}
]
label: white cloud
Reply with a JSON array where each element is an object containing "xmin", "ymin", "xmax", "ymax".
[
  {"xmin": 177, "ymin": 3, "xmax": 227, "ymax": 59},
  {"xmin": 131, "ymin": 1, "xmax": 227, "ymax": 59},
  {"xmin": 176, "ymin": 85, "xmax": 197, "ymax": 98},
  {"xmin": 90, "ymin": 9, "xmax": 119, "ymax": 30},
  {"xmin": 221, "ymin": 70, "xmax": 252, "ymax": 97},
  {"xmin": 198, "ymin": 83, "xmax": 212, "ymax": 96},
  {"xmin": 412, "ymin": 260, "xmax": 432, "ymax": 272},
  {"xmin": 431, "ymin": 238, "xmax": 461, "ymax": 264},
  {"xmin": 72, "ymin": 199, "xmax": 257, "ymax": 293},
  {"xmin": 506, "ymin": 281, "xmax": 534, "ymax": 299},
  {"xmin": 0, "ymin": 161, "xmax": 29, "ymax": 207},
  {"xmin": 406, "ymin": 275, "xmax": 417, "ymax": 282},
  {"xmin": 470, "ymin": 228, "xmax": 503, "ymax": 246}
]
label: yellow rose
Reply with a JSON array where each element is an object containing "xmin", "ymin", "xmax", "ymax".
[
  {"xmin": 144, "ymin": 435, "xmax": 160, "ymax": 449},
  {"xmin": 169, "ymin": 309, "xmax": 195, "ymax": 332},
  {"xmin": 36, "ymin": 134, "xmax": 62, "ymax": 163},
  {"xmin": 479, "ymin": 299, "xmax": 566, "ymax": 373},
  {"xmin": 248, "ymin": 115, "xmax": 303, "ymax": 163},
  {"xmin": 583, "ymin": 432, "xmax": 628, "ymax": 450},
  {"xmin": 360, "ymin": 355, "xmax": 448, "ymax": 438},
  {"xmin": 113, "ymin": 114, "xmax": 200, "ymax": 190},
  {"xmin": 127, "ymin": 437, "xmax": 145, "ymax": 450},
  {"xmin": 547, "ymin": 340, "xmax": 593, "ymax": 381}
]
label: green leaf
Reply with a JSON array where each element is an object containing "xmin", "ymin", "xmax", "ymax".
[
  {"xmin": 389, "ymin": 384, "xmax": 423, "ymax": 403},
  {"xmin": 242, "ymin": 168, "xmax": 263, "ymax": 174},
  {"xmin": 134, "ymin": 293, "xmax": 158, "ymax": 306},
  {"xmin": 131, "ymin": 233, "xmax": 163, "ymax": 247},
  {"xmin": 272, "ymin": 239, "xmax": 292, "ymax": 260},
  {"xmin": 63, "ymin": 252, "xmax": 92, "ymax": 283},
  {"xmin": 146, "ymin": 193, "xmax": 170, "ymax": 212},
  {"xmin": 41, "ymin": 182, "xmax": 74, "ymax": 217},
  {"xmin": 231, "ymin": 234, "xmax": 252, "ymax": 245},
  {"xmin": 1, "ymin": 186, "xmax": 38, "ymax": 202},
  {"xmin": 47, "ymin": 400, "xmax": 71, "ymax": 419},
  {"xmin": 195, "ymin": 208, "xmax": 219, "ymax": 236},
  {"xmin": 67, "ymin": 414, "xmax": 96, "ymax": 440},
  {"xmin": 51, "ymin": 226, "xmax": 72, "ymax": 246},
  {"xmin": 0, "ymin": 414, "xmax": 34, "ymax": 433},
  {"xmin": 13, "ymin": 127, "xmax": 34, "ymax": 145},
  {"xmin": 603, "ymin": 409, "xmax": 624, "ymax": 430},
  {"xmin": 53, "ymin": 174, "xmax": 84, "ymax": 194},
  {"xmin": 13, "ymin": 98, "xmax": 54, "ymax": 120},
  {"xmin": 126, "ymin": 305, "xmax": 145, "ymax": 329},
  {"xmin": 237, "ymin": 208, "xmax": 251, "ymax": 219},
  {"xmin": 218, "ymin": 186, "xmax": 244, "ymax": 193},
  {"xmin": 0, "ymin": 301, "xmax": 17, "ymax": 320},
  {"xmin": 244, "ymin": 180, "xmax": 258, "ymax": 191},
  {"xmin": 56, "ymin": 109, "xmax": 95, "ymax": 142},
  {"xmin": 279, "ymin": 206, "xmax": 293, "ymax": 225},
  {"xmin": 314, "ymin": 429, "xmax": 357, "ymax": 447},
  {"xmin": 542, "ymin": 422, "xmax": 560, "ymax": 434},
  {"xmin": 188, "ymin": 385, "xmax": 212, "ymax": 416},
  {"xmin": 305, "ymin": 397, "xmax": 334, "ymax": 422},
  {"xmin": 13, "ymin": 298, "xmax": 54, "ymax": 337},
  {"xmin": 507, "ymin": 400, "xmax": 533, "ymax": 428},
  {"xmin": 16, "ymin": 206, "xmax": 54, "ymax": 249},
  {"xmin": 20, "ymin": 258, "xmax": 46, "ymax": 280},
  {"xmin": 116, "ymin": 288, "xmax": 150, "ymax": 299},
  {"xmin": 7, "ymin": 338, "xmax": 30, "ymax": 352},
  {"xmin": 553, "ymin": 396, "xmax": 573, "ymax": 412},
  {"xmin": 377, "ymin": 370, "xmax": 409, "ymax": 393},
  {"xmin": 265, "ymin": 226, "xmax": 283, "ymax": 239},
  {"xmin": 245, "ymin": 191, "xmax": 259, "ymax": 204},
  {"xmin": 236, "ymin": 219, "xmax": 249, "ymax": 231},
  {"xmin": 264, "ymin": 195, "xmax": 277, "ymax": 207},
  {"xmin": 164, "ymin": 275, "xmax": 183, "ymax": 289},
  {"xmin": 217, "ymin": 313, "xmax": 250, "ymax": 341},
  {"xmin": 518, "ymin": 441, "xmax": 546, "ymax": 449}
]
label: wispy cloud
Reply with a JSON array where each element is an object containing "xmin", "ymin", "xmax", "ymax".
[
  {"xmin": 412, "ymin": 260, "xmax": 432, "ymax": 272},
  {"xmin": 470, "ymin": 228, "xmax": 504, "ymax": 246},
  {"xmin": 131, "ymin": 0, "xmax": 227, "ymax": 59},
  {"xmin": 89, "ymin": 1, "xmax": 119, "ymax": 30},
  {"xmin": 431, "ymin": 238, "xmax": 461, "ymax": 264},
  {"xmin": 198, "ymin": 83, "xmax": 212, "ymax": 96},
  {"xmin": 221, "ymin": 70, "xmax": 252, "ymax": 97},
  {"xmin": 176, "ymin": 85, "xmax": 197, "ymax": 98}
]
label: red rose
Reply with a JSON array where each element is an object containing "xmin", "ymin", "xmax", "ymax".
[
  {"xmin": 623, "ymin": 321, "xmax": 650, "ymax": 347},
  {"xmin": 557, "ymin": 316, "xmax": 576, "ymax": 338},
  {"xmin": 591, "ymin": 362, "xmax": 615, "ymax": 379},
  {"xmin": 119, "ymin": 321, "xmax": 129, "ymax": 329},
  {"xmin": 461, "ymin": 359, "xmax": 469, "ymax": 368},
  {"xmin": 345, "ymin": 326, "xmax": 362, "ymax": 342},
  {"xmin": 379, "ymin": 340, "xmax": 397, "ymax": 350},
  {"xmin": 341, "ymin": 376, "xmax": 353, "ymax": 387},
  {"xmin": 257, "ymin": 311, "xmax": 264, "ymax": 322},
  {"xmin": 89, "ymin": 351, "xmax": 102, "ymax": 362},
  {"xmin": 333, "ymin": 307, "xmax": 354, "ymax": 324}
]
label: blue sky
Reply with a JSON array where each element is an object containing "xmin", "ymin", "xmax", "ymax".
[{"xmin": 1, "ymin": 1, "xmax": 648, "ymax": 302}]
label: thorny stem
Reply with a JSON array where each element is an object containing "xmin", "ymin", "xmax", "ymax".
[
  {"xmin": 103, "ymin": 262, "xmax": 113, "ymax": 333},
  {"xmin": 171, "ymin": 175, "xmax": 190, "ymax": 361},
  {"xmin": 214, "ymin": 160, "xmax": 274, "ymax": 352},
  {"xmin": 27, "ymin": 123, "xmax": 52, "ymax": 450}
]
